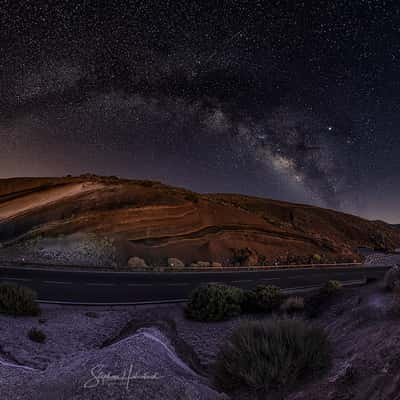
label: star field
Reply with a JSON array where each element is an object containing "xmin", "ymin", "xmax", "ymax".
[{"xmin": 0, "ymin": 0, "xmax": 399, "ymax": 222}]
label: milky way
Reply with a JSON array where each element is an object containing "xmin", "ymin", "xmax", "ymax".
[{"xmin": 1, "ymin": 1, "xmax": 399, "ymax": 222}]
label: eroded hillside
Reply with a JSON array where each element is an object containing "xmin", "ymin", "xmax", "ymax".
[{"xmin": 0, "ymin": 175, "xmax": 399, "ymax": 267}]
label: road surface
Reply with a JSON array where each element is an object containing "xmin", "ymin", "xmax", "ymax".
[{"xmin": 0, "ymin": 264, "xmax": 390, "ymax": 305}]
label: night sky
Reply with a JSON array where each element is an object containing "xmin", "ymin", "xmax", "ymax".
[{"xmin": 1, "ymin": 1, "xmax": 399, "ymax": 223}]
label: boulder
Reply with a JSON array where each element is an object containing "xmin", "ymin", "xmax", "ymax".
[
  {"xmin": 211, "ymin": 262, "xmax": 222, "ymax": 268},
  {"xmin": 197, "ymin": 261, "xmax": 211, "ymax": 268},
  {"xmin": 167, "ymin": 258, "xmax": 185, "ymax": 268},
  {"xmin": 128, "ymin": 257, "xmax": 148, "ymax": 269}
]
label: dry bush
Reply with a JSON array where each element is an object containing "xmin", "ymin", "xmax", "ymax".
[
  {"xmin": 215, "ymin": 318, "xmax": 331, "ymax": 393},
  {"xmin": 0, "ymin": 283, "xmax": 40, "ymax": 316},
  {"xmin": 185, "ymin": 284, "xmax": 244, "ymax": 321},
  {"xmin": 28, "ymin": 328, "xmax": 46, "ymax": 343},
  {"xmin": 243, "ymin": 285, "xmax": 284, "ymax": 313}
]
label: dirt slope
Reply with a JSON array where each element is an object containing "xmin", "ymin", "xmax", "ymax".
[{"xmin": 0, "ymin": 175, "xmax": 399, "ymax": 266}]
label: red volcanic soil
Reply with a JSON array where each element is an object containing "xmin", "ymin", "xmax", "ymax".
[{"xmin": 0, "ymin": 175, "xmax": 399, "ymax": 266}]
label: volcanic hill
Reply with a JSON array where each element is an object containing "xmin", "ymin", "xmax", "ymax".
[{"xmin": 0, "ymin": 175, "xmax": 399, "ymax": 267}]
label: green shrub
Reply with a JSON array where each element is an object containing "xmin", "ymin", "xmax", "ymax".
[
  {"xmin": 185, "ymin": 284, "xmax": 244, "ymax": 321},
  {"xmin": 312, "ymin": 254, "xmax": 322, "ymax": 263},
  {"xmin": 280, "ymin": 296, "xmax": 304, "ymax": 314},
  {"xmin": 28, "ymin": 328, "xmax": 46, "ymax": 343},
  {"xmin": 85, "ymin": 311, "xmax": 99, "ymax": 318},
  {"xmin": 243, "ymin": 285, "xmax": 284, "ymax": 313},
  {"xmin": 215, "ymin": 319, "xmax": 331, "ymax": 392},
  {"xmin": 383, "ymin": 265, "xmax": 400, "ymax": 291},
  {"xmin": 0, "ymin": 283, "xmax": 40, "ymax": 316},
  {"xmin": 321, "ymin": 280, "xmax": 342, "ymax": 295}
]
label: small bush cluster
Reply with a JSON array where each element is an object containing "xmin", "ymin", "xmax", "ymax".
[
  {"xmin": 0, "ymin": 283, "xmax": 40, "ymax": 316},
  {"xmin": 215, "ymin": 318, "xmax": 331, "ymax": 392},
  {"xmin": 186, "ymin": 284, "xmax": 289, "ymax": 321},
  {"xmin": 322, "ymin": 280, "xmax": 342, "ymax": 295},
  {"xmin": 185, "ymin": 284, "xmax": 244, "ymax": 321},
  {"xmin": 85, "ymin": 311, "xmax": 99, "ymax": 318},
  {"xmin": 312, "ymin": 254, "xmax": 322, "ymax": 263},
  {"xmin": 28, "ymin": 328, "xmax": 46, "ymax": 343},
  {"xmin": 186, "ymin": 279, "xmax": 344, "ymax": 321},
  {"xmin": 243, "ymin": 285, "xmax": 284, "ymax": 313}
]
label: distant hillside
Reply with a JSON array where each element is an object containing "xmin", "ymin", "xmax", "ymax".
[{"xmin": 0, "ymin": 175, "xmax": 399, "ymax": 267}]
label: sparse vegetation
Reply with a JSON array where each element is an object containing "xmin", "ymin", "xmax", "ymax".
[
  {"xmin": 85, "ymin": 311, "xmax": 99, "ymax": 318},
  {"xmin": 28, "ymin": 328, "xmax": 46, "ymax": 343},
  {"xmin": 135, "ymin": 179, "xmax": 159, "ymax": 187},
  {"xmin": 312, "ymin": 253, "xmax": 322, "ymax": 263},
  {"xmin": 383, "ymin": 265, "xmax": 400, "ymax": 291},
  {"xmin": 215, "ymin": 318, "xmax": 331, "ymax": 392},
  {"xmin": 0, "ymin": 283, "xmax": 40, "ymax": 316},
  {"xmin": 305, "ymin": 280, "xmax": 343, "ymax": 318},
  {"xmin": 185, "ymin": 284, "xmax": 244, "ymax": 321},
  {"xmin": 322, "ymin": 280, "xmax": 342, "ymax": 295},
  {"xmin": 184, "ymin": 192, "xmax": 200, "ymax": 203},
  {"xmin": 243, "ymin": 285, "xmax": 284, "ymax": 313},
  {"xmin": 280, "ymin": 296, "xmax": 305, "ymax": 314}
]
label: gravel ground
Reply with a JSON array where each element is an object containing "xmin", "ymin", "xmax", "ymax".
[
  {"xmin": 0, "ymin": 304, "xmax": 229, "ymax": 399},
  {"xmin": 0, "ymin": 327, "xmax": 227, "ymax": 400},
  {"xmin": 2, "ymin": 281, "xmax": 400, "ymax": 399},
  {"xmin": 0, "ymin": 305, "xmax": 133, "ymax": 370},
  {"xmin": 0, "ymin": 233, "xmax": 119, "ymax": 268},
  {"xmin": 364, "ymin": 253, "xmax": 400, "ymax": 266},
  {"xmin": 288, "ymin": 283, "xmax": 400, "ymax": 400}
]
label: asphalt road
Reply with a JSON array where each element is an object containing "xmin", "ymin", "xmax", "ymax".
[{"xmin": 0, "ymin": 264, "xmax": 390, "ymax": 304}]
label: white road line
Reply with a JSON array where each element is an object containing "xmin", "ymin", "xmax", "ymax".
[
  {"xmin": 43, "ymin": 280, "xmax": 72, "ymax": 285},
  {"xmin": 260, "ymin": 278, "xmax": 280, "ymax": 281},
  {"xmin": 165, "ymin": 283, "xmax": 189, "ymax": 286},
  {"xmin": 87, "ymin": 283, "xmax": 115, "ymax": 287},
  {"xmin": 2, "ymin": 277, "xmax": 31, "ymax": 282},
  {"xmin": 231, "ymin": 279, "xmax": 252, "ymax": 283},
  {"xmin": 128, "ymin": 283, "xmax": 154, "ymax": 287}
]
